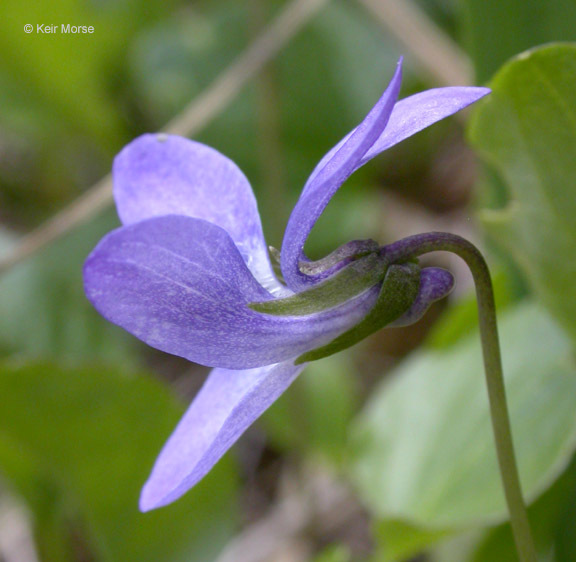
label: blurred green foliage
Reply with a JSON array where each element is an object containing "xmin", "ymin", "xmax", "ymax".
[
  {"xmin": 470, "ymin": 44, "xmax": 576, "ymax": 341},
  {"xmin": 352, "ymin": 303, "xmax": 576, "ymax": 555},
  {"xmin": 0, "ymin": 360, "xmax": 237, "ymax": 561},
  {"xmin": 263, "ymin": 354, "xmax": 359, "ymax": 465},
  {"xmin": 0, "ymin": 0, "xmax": 576, "ymax": 560},
  {"xmin": 0, "ymin": 213, "xmax": 138, "ymax": 363},
  {"xmin": 461, "ymin": 0, "xmax": 576, "ymax": 83}
]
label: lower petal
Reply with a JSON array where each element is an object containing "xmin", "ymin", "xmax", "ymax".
[{"xmin": 139, "ymin": 361, "xmax": 305, "ymax": 511}]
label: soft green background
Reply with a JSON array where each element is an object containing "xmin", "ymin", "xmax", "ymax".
[{"xmin": 0, "ymin": 0, "xmax": 575, "ymax": 560}]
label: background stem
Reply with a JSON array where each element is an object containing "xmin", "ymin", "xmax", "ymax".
[{"xmin": 384, "ymin": 232, "xmax": 537, "ymax": 562}]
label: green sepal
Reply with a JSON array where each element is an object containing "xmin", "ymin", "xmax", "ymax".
[
  {"xmin": 294, "ymin": 262, "xmax": 421, "ymax": 364},
  {"xmin": 249, "ymin": 252, "xmax": 388, "ymax": 317},
  {"xmin": 298, "ymin": 239, "xmax": 380, "ymax": 275}
]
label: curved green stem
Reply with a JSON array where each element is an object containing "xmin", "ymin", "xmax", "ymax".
[{"xmin": 384, "ymin": 232, "xmax": 537, "ymax": 562}]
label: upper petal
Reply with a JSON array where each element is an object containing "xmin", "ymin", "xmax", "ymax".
[
  {"xmin": 308, "ymin": 87, "xmax": 491, "ymax": 182},
  {"xmin": 140, "ymin": 360, "xmax": 304, "ymax": 511},
  {"xmin": 113, "ymin": 133, "xmax": 282, "ymax": 294},
  {"xmin": 83, "ymin": 215, "xmax": 379, "ymax": 369},
  {"xmin": 281, "ymin": 70, "xmax": 490, "ymax": 291},
  {"xmin": 358, "ymin": 86, "xmax": 490, "ymax": 166},
  {"xmin": 280, "ymin": 60, "xmax": 403, "ymax": 291}
]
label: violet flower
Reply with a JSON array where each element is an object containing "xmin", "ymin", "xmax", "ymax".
[{"xmin": 84, "ymin": 60, "xmax": 489, "ymax": 511}]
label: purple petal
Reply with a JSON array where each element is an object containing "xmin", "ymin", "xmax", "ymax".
[
  {"xmin": 389, "ymin": 267, "xmax": 454, "ymax": 327},
  {"xmin": 281, "ymin": 77, "xmax": 490, "ymax": 291},
  {"xmin": 140, "ymin": 361, "xmax": 305, "ymax": 511},
  {"xmin": 84, "ymin": 215, "xmax": 379, "ymax": 369},
  {"xmin": 280, "ymin": 60, "xmax": 403, "ymax": 291},
  {"xmin": 113, "ymin": 133, "xmax": 282, "ymax": 294},
  {"xmin": 359, "ymin": 86, "xmax": 491, "ymax": 166}
]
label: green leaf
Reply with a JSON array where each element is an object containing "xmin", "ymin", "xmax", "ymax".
[
  {"xmin": 469, "ymin": 43, "xmax": 576, "ymax": 341},
  {"xmin": 461, "ymin": 0, "xmax": 576, "ymax": 83},
  {"xmin": 452, "ymin": 454, "xmax": 576, "ymax": 562},
  {"xmin": 349, "ymin": 302, "xmax": 576, "ymax": 528},
  {"xmin": 553, "ymin": 484, "xmax": 576, "ymax": 561},
  {"xmin": 373, "ymin": 519, "xmax": 450, "ymax": 562},
  {"xmin": 0, "ymin": 361, "xmax": 238, "ymax": 561}
]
